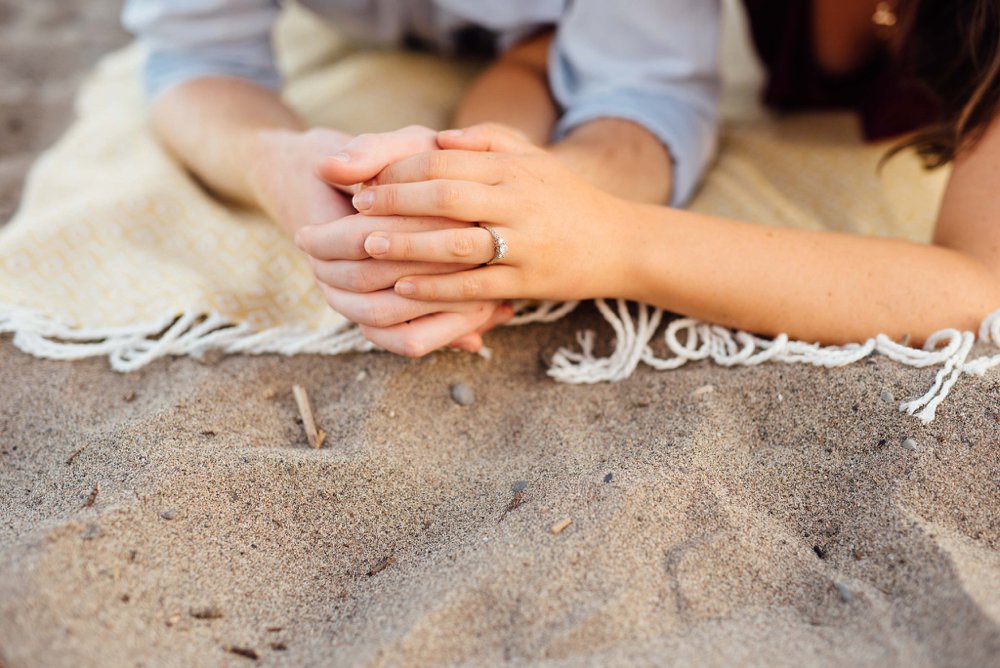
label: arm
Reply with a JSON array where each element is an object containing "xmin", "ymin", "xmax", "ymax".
[
  {"xmin": 625, "ymin": 114, "xmax": 1000, "ymax": 342},
  {"xmin": 125, "ymin": 0, "xmax": 356, "ymax": 235},
  {"xmin": 453, "ymin": 31, "xmax": 558, "ymax": 146},
  {"xmin": 150, "ymin": 79, "xmax": 357, "ymax": 236},
  {"xmin": 343, "ymin": 124, "xmax": 1000, "ymax": 346},
  {"xmin": 453, "ymin": 0, "xmax": 723, "ymax": 205}
]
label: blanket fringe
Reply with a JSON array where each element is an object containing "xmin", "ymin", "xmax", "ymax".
[
  {"xmin": 549, "ymin": 300, "xmax": 1000, "ymax": 424},
  {"xmin": 3, "ymin": 300, "xmax": 997, "ymax": 424},
  {"xmin": 0, "ymin": 305, "xmax": 373, "ymax": 372}
]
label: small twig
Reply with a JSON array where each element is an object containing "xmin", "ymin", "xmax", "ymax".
[
  {"xmin": 292, "ymin": 385, "xmax": 325, "ymax": 449},
  {"xmin": 223, "ymin": 645, "xmax": 259, "ymax": 661},
  {"xmin": 499, "ymin": 490, "xmax": 525, "ymax": 522},
  {"xmin": 550, "ymin": 518, "xmax": 573, "ymax": 534},
  {"xmin": 66, "ymin": 445, "xmax": 88, "ymax": 465},
  {"xmin": 190, "ymin": 606, "xmax": 224, "ymax": 620},
  {"xmin": 367, "ymin": 555, "xmax": 395, "ymax": 577},
  {"xmin": 83, "ymin": 481, "xmax": 100, "ymax": 508}
]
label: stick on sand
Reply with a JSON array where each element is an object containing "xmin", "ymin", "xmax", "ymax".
[{"xmin": 292, "ymin": 385, "xmax": 326, "ymax": 449}]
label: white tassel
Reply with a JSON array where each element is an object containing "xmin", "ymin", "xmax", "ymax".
[
  {"xmin": 1, "ymin": 305, "xmax": 371, "ymax": 371},
  {"xmin": 552, "ymin": 304, "xmax": 1000, "ymax": 424},
  {"xmin": 3, "ymin": 300, "xmax": 998, "ymax": 425}
]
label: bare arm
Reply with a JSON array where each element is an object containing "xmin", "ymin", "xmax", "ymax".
[
  {"xmin": 453, "ymin": 32, "xmax": 557, "ymax": 146},
  {"xmin": 151, "ymin": 78, "xmax": 304, "ymax": 205},
  {"xmin": 626, "ymin": 115, "xmax": 1000, "ymax": 342},
  {"xmin": 343, "ymin": 124, "xmax": 1000, "ymax": 346},
  {"xmin": 150, "ymin": 77, "xmax": 355, "ymax": 236}
]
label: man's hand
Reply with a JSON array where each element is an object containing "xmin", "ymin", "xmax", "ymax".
[
  {"xmin": 317, "ymin": 125, "xmax": 441, "ymax": 194},
  {"xmin": 246, "ymin": 127, "xmax": 357, "ymax": 234}
]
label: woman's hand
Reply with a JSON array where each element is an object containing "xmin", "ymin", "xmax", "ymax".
[
  {"xmin": 294, "ymin": 211, "xmax": 514, "ymax": 356},
  {"xmin": 350, "ymin": 124, "xmax": 635, "ymax": 303},
  {"xmin": 295, "ymin": 125, "xmax": 516, "ymax": 356},
  {"xmin": 316, "ymin": 125, "xmax": 440, "ymax": 194}
]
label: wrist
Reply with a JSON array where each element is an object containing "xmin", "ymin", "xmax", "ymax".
[
  {"xmin": 584, "ymin": 195, "xmax": 646, "ymax": 301},
  {"xmin": 609, "ymin": 201, "xmax": 669, "ymax": 302},
  {"xmin": 241, "ymin": 127, "xmax": 300, "ymax": 209}
]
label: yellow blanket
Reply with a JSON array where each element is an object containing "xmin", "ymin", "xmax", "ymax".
[{"xmin": 0, "ymin": 5, "xmax": 995, "ymax": 422}]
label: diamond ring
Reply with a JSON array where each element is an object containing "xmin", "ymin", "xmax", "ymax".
[{"xmin": 481, "ymin": 225, "xmax": 508, "ymax": 265}]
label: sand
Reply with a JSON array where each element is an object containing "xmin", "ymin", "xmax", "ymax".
[{"xmin": 2, "ymin": 2, "xmax": 1000, "ymax": 666}]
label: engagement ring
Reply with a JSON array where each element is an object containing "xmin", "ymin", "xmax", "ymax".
[{"xmin": 482, "ymin": 225, "xmax": 508, "ymax": 265}]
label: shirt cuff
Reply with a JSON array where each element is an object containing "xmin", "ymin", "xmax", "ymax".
[
  {"xmin": 141, "ymin": 48, "xmax": 283, "ymax": 101},
  {"xmin": 553, "ymin": 88, "xmax": 718, "ymax": 207}
]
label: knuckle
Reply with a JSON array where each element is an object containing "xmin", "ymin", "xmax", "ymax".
[
  {"xmin": 416, "ymin": 281, "xmax": 437, "ymax": 300},
  {"xmin": 322, "ymin": 289, "xmax": 343, "ymax": 312},
  {"xmin": 424, "ymin": 152, "xmax": 449, "ymax": 179},
  {"xmin": 448, "ymin": 230, "xmax": 474, "ymax": 257},
  {"xmin": 360, "ymin": 303, "xmax": 391, "ymax": 328},
  {"xmin": 397, "ymin": 235, "xmax": 415, "ymax": 260},
  {"xmin": 460, "ymin": 276, "xmax": 481, "ymax": 299},
  {"xmin": 399, "ymin": 337, "xmax": 429, "ymax": 358},
  {"xmin": 433, "ymin": 182, "xmax": 461, "ymax": 211},
  {"xmin": 347, "ymin": 264, "xmax": 373, "ymax": 292},
  {"xmin": 379, "ymin": 186, "xmax": 396, "ymax": 213},
  {"xmin": 401, "ymin": 125, "xmax": 434, "ymax": 144},
  {"xmin": 293, "ymin": 227, "xmax": 309, "ymax": 251},
  {"xmin": 350, "ymin": 133, "xmax": 374, "ymax": 150}
]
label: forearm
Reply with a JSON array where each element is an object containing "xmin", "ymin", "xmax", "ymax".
[
  {"xmin": 454, "ymin": 60, "xmax": 557, "ymax": 146},
  {"xmin": 150, "ymin": 77, "xmax": 305, "ymax": 207},
  {"xmin": 623, "ymin": 206, "xmax": 1000, "ymax": 343},
  {"xmin": 454, "ymin": 33, "xmax": 557, "ymax": 146},
  {"xmin": 458, "ymin": 71, "xmax": 672, "ymax": 203},
  {"xmin": 550, "ymin": 119, "xmax": 673, "ymax": 204}
]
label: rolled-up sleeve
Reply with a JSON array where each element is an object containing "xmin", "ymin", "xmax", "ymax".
[
  {"xmin": 549, "ymin": 0, "xmax": 721, "ymax": 206},
  {"xmin": 123, "ymin": 0, "xmax": 282, "ymax": 100}
]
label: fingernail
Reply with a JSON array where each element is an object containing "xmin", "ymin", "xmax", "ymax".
[
  {"xmin": 364, "ymin": 234, "xmax": 389, "ymax": 256},
  {"xmin": 439, "ymin": 129, "xmax": 463, "ymax": 137},
  {"xmin": 395, "ymin": 280, "xmax": 416, "ymax": 296},
  {"xmin": 353, "ymin": 189, "xmax": 374, "ymax": 210},
  {"xmin": 330, "ymin": 151, "xmax": 351, "ymax": 162}
]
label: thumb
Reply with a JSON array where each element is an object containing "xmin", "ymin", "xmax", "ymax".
[
  {"xmin": 318, "ymin": 125, "xmax": 438, "ymax": 186},
  {"xmin": 436, "ymin": 123, "xmax": 539, "ymax": 155}
]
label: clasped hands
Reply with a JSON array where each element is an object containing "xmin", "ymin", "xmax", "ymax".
[{"xmin": 295, "ymin": 123, "xmax": 627, "ymax": 357}]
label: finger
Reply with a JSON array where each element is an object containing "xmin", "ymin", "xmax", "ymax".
[
  {"xmin": 311, "ymin": 258, "xmax": 468, "ymax": 293},
  {"xmin": 394, "ymin": 266, "xmax": 516, "ymax": 302},
  {"xmin": 446, "ymin": 302, "xmax": 514, "ymax": 351},
  {"xmin": 352, "ymin": 180, "xmax": 507, "ymax": 221},
  {"xmin": 478, "ymin": 301, "xmax": 515, "ymax": 332},
  {"xmin": 447, "ymin": 332, "xmax": 483, "ymax": 352},
  {"xmin": 436, "ymin": 123, "xmax": 541, "ymax": 154},
  {"xmin": 318, "ymin": 125, "xmax": 438, "ymax": 186},
  {"xmin": 374, "ymin": 150, "xmax": 506, "ymax": 186},
  {"xmin": 363, "ymin": 227, "xmax": 496, "ymax": 265},
  {"xmin": 360, "ymin": 305, "xmax": 496, "ymax": 358},
  {"xmin": 295, "ymin": 214, "xmax": 469, "ymax": 261},
  {"xmin": 321, "ymin": 284, "xmax": 481, "ymax": 328}
]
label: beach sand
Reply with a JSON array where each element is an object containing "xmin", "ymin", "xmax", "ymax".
[{"xmin": 2, "ymin": 2, "xmax": 999, "ymax": 666}]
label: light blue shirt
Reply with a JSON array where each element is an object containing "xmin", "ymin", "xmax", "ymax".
[{"xmin": 123, "ymin": 0, "xmax": 721, "ymax": 205}]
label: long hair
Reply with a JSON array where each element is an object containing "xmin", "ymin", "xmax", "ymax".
[{"xmin": 890, "ymin": 0, "xmax": 1000, "ymax": 167}]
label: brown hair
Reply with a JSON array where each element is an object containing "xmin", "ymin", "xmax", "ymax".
[{"xmin": 891, "ymin": 0, "xmax": 1000, "ymax": 167}]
